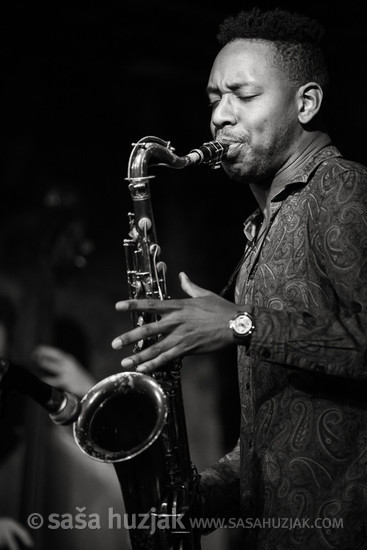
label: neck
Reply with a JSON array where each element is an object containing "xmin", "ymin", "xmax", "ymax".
[{"xmin": 250, "ymin": 130, "xmax": 330, "ymax": 219}]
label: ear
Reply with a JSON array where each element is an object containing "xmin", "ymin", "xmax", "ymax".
[{"xmin": 297, "ymin": 82, "xmax": 323, "ymax": 124}]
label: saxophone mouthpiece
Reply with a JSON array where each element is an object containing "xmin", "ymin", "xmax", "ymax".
[{"xmin": 187, "ymin": 141, "xmax": 228, "ymax": 169}]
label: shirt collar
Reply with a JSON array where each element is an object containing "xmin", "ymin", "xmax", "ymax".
[
  {"xmin": 243, "ymin": 144, "xmax": 342, "ymax": 242},
  {"xmin": 272, "ymin": 144, "xmax": 341, "ymax": 200}
]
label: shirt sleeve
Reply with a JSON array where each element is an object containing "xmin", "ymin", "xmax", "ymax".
[
  {"xmin": 199, "ymin": 440, "xmax": 241, "ymax": 522},
  {"xmin": 249, "ymin": 166, "xmax": 367, "ymax": 380}
]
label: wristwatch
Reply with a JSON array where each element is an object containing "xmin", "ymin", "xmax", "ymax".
[{"xmin": 229, "ymin": 311, "xmax": 255, "ymax": 339}]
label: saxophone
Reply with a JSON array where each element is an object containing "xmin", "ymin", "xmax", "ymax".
[{"xmin": 73, "ymin": 136, "xmax": 227, "ymax": 550}]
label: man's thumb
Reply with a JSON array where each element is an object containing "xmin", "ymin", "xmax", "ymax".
[{"xmin": 179, "ymin": 272, "xmax": 213, "ymax": 298}]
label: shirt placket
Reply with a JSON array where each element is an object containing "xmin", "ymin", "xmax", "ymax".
[
  {"xmin": 236, "ymin": 202, "xmax": 283, "ymax": 445},
  {"xmin": 237, "ymin": 202, "xmax": 282, "ymax": 305}
]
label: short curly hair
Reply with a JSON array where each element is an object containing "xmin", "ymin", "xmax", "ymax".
[{"xmin": 217, "ymin": 7, "xmax": 329, "ymax": 90}]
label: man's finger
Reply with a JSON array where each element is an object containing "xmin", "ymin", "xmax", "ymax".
[
  {"xmin": 115, "ymin": 299, "xmax": 178, "ymax": 312},
  {"xmin": 136, "ymin": 347, "xmax": 181, "ymax": 374},
  {"xmin": 112, "ymin": 320, "xmax": 163, "ymax": 350},
  {"xmin": 119, "ymin": 338, "xmax": 175, "ymax": 369},
  {"xmin": 179, "ymin": 272, "xmax": 214, "ymax": 298},
  {"xmin": 33, "ymin": 345, "xmax": 64, "ymax": 361}
]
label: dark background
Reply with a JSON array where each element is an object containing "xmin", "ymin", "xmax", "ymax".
[
  {"xmin": 2, "ymin": 0, "xmax": 366, "ymax": 272},
  {"xmin": 0, "ymin": 3, "xmax": 366, "ymax": 546},
  {"xmin": 2, "ymin": 0, "xmax": 366, "ymax": 285}
]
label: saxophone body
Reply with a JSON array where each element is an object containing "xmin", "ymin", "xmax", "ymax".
[{"xmin": 73, "ymin": 136, "xmax": 227, "ymax": 550}]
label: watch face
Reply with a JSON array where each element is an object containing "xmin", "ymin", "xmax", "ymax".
[
  {"xmin": 235, "ymin": 315, "xmax": 253, "ymax": 334},
  {"xmin": 229, "ymin": 313, "xmax": 254, "ymax": 337}
]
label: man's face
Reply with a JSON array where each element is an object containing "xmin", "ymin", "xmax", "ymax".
[{"xmin": 207, "ymin": 39, "xmax": 302, "ymax": 183}]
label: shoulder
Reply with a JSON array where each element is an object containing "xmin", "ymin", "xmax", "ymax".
[
  {"xmin": 316, "ymin": 154, "xmax": 367, "ymax": 186},
  {"xmin": 310, "ymin": 153, "xmax": 367, "ymax": 203}
]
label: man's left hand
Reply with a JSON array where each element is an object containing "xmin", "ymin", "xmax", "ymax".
[{"xmin": 111, "ymin": 272, "xmax": 239, "ymax": 373}]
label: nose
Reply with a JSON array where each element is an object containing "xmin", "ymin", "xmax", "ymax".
[{"xmin": 211, "ymin": 95, "xmax": 237, "ymax": 131}]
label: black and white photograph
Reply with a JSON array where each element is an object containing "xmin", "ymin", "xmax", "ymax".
[{"xmin": 1, "ymin": 2, "xmax": 366, "ymax": 549}]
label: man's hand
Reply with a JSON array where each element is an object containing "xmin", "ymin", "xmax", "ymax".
[
  {"xmin": 0, "ymin": 518, "xmax": 33, "ymax": 550},
  {"xmin": 111, "ymin": 272, "xmax": 240, "ymax": 373},
  {"xmin": 32, "ymin": 346, "xmax": 95, "ymax": 398}
]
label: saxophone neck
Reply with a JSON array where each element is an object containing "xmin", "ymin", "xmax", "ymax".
[
  {"xmin": 126, "ymin": 136, "xmax": 228, "ymax": 181},
  {"xmin": 127, "ymin": 137, "xmax": 191, "ymax": 181}
]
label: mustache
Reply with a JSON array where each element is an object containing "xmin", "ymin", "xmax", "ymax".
[{"xmin": 215, "ymin": 131, "xmax": 248, "ymax": 144}]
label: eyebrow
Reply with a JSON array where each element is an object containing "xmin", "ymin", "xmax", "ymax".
[{"xmin": 206, "ymin": 82, "xmax": 258, "ymax": 95}]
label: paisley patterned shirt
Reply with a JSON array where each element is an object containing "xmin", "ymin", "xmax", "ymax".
[{"xmin": 200, "ymin": 145, "xmax": 367, "ymax": 549}]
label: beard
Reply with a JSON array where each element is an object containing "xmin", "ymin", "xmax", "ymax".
[
  {"xmin": 218, "ymin": 124, "xmax": 297, "ymax": 184},
  {"xmin": 221, "ymin": 144, "xmax": 278, "ymax": 184}
]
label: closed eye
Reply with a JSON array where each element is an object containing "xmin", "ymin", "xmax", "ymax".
[{"xmin": 238, "ymin": 95, "xmax": 259, "ymax": 102}]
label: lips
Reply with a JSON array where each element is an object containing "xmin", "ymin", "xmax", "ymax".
[
  {"xmin": 220, "ymin": 141, "xmax": 243, "ymax": 160},
  {"xmin": 216, "ymin": 135, "xmax": 245, "ymax": 147},
  {"xmin": 216, "ymin": 136, "xmax": 237, "ymax": 145}
]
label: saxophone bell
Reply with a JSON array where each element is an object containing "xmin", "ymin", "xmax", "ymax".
[{"xmin": 73, "ymin": 372, "xmax": 167, "ymax": 462}]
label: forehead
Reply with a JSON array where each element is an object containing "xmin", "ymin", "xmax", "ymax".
[{"xmin": 208, "ymin": 39, "xmax": 287, "ymax": 90}]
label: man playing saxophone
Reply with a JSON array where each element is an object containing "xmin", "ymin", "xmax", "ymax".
[{"xmin": 112, "ymin": 7, "xmax": 367, "ymax": 550}]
